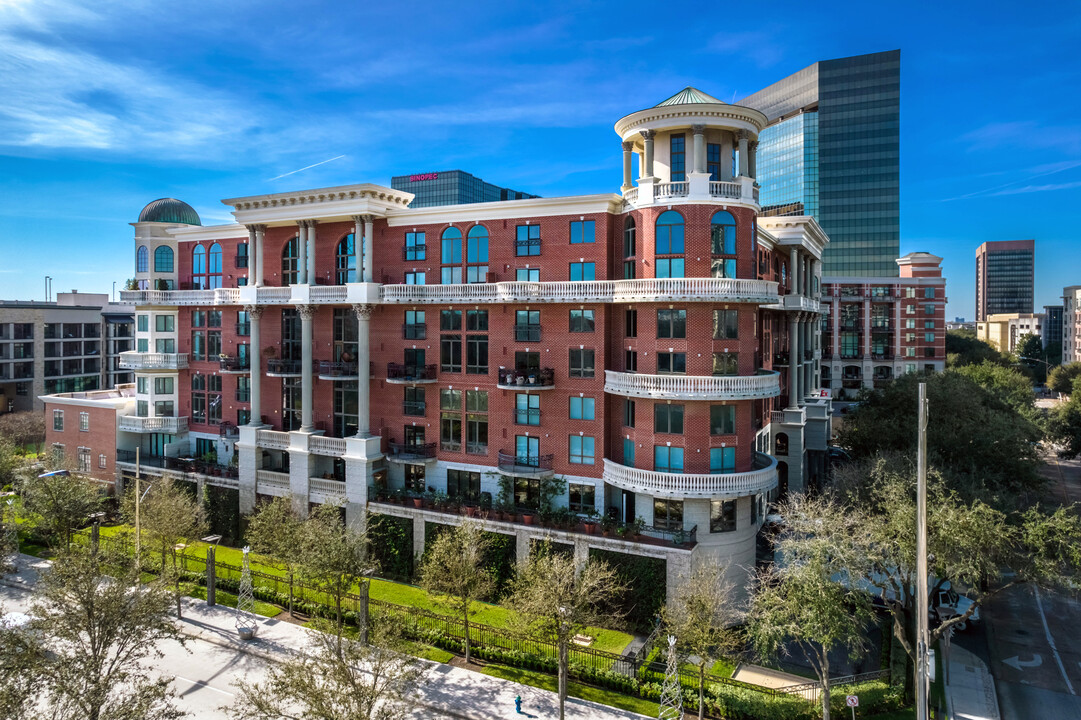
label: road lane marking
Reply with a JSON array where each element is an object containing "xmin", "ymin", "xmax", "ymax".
[
  {"xmin": 1033, "ymin": 586, "xmax": 1076, "ymax": 695},
  {"xmin": 1003, "ymin": 654, "xmax": 1043, "ymax": 670},
  {"xmin": 173, "ymin": 674, "xmax": 235, "ymax": 697}
]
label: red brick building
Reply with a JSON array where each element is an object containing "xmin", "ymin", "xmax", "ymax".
[
  {"xmin": 95, "ymin": 88, "xmax": 835, "ymax": 602},
  {"xmin": 41, "ymin": 384, "xmax": 134, "ymax": 485}
]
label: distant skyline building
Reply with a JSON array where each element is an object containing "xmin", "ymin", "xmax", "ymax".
[
  {"xmin": 975, "ymin": 239, "xmax": 1035, "ymax": 321},
  {"xmin": 741, "ymin": 50, "xmax": 901, "ymax": 277},
  {"xmin": 1064, "ymin": 286, "xmax": 1081, "ymax": 365},
  {"xmin": 1043, "ymin": 304, "xmax": 1063, "ymax": 351},
  {"xmin": 390, "ymin": 170, "xmax": 538, "ymax": 208}
]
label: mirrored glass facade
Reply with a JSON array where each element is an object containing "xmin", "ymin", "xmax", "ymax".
[
  {"xmin": 741, "ymin": 50, "xmax": 901, "ymax": 277},
  {"xmin": 391, "ymin": 170, "xmax": 539, "ymax": 208}
]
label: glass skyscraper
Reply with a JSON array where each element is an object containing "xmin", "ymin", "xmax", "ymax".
[
  {"xmin": 390, "ymin": 170, "xmax": 538, "ymax": 208},
  {"xmin": 741, "ymin": 50, "xmax": 900, "ymax": 277}
]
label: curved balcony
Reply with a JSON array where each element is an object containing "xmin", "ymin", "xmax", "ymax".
[
  {"xmin": 386, "ymin": 363, "xmax": 437, "ymax": 384},
  {"xmin": 497, "ymin": 451, "xmax": 554, "ymax": 478},
  {"xmin": 387, "ymin": 442, "xmax": 437, "ymax": 464},
  {"xmin": 266, "ymin": 359, "xmax": 302, "ymax": 377},
  {"xmin": 497, "ymin": 367, "xmax": 555, "ymax": 390},
  {"xmin": 118, "ymin": 351, "xmax": 188, "ymax": 371},
  {"xmin": 118, "ymin": 415, "xmax": 188, "ymax": 434},
  {"xmin": 318, "ymin": 360, "xmax": 358, "ymax": 380},
  {"xmin": 380, "ymin": 278, "xmax": 778, "ymax": 305},
  {"xmin": 604, "ymin": 369, "xmax": 780, "ymax": 401},
  {"xmin": 602, "ymin": 452, "xmax": 778, "ymax": 500},
  {"xmin": 218, "ymin": 355, "xmax": 250, "ymax": 374}
]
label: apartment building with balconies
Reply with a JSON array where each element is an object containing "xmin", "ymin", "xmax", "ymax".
[{"xmin": 48, "ymin": 88, "xmax": 831, "ymax": 604}]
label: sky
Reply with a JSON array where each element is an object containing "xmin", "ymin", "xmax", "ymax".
[{"xmin": 1, "ymin": 0, "xmax": 1079, "ymax": 320}]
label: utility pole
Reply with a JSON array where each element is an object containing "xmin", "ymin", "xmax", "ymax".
[
  {"xmin": 916, "ymin": 382, "xmax": 930, "ymax": 720},
  {"xmin": 135, "ymin": 447, "xmax": 141, "ymax": 569}
]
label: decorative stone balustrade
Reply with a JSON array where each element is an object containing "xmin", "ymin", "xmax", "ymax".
[
  {"xmin": 118, "ymin": 416, "xmax": 188, "ymax": 434},
  {"xmin": 118, "ymin": 352, "xmax": 188, "ymax": 370},
  {"xmin": 602, "ymin": 453, "xmax": 778, "ymax": 500},
  {"xmin": 604, "ymin": 370, "xmax": 781, "ymax": 401}
]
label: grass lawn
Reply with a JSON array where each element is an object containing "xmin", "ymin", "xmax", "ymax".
[
  {"xmin": 709, "ymin": 657, "xmax": 736, "ymax": 678},
  {"xmin": 480, "ymin": 663, "xmax": 660, "ymax": 717},
  {"xmin": 864, "ymin": 710, "xmax": 914, "ymax": 720},
  {"xmin": 88, "ymin": 524, "xmax": 634, "ymax": 655}
]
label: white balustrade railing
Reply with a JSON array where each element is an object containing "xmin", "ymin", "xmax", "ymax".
[
  {"xmin": 118, "ymin": 416, "xmax": 188, "ymax": 433},
  {"xmin": 381, "ymin": 283, "xmax": 500, "ymax": 304},
  {"xmin": 309, "ymin": 477, "xmax": 346, "ymax": 496},
  {"xmin": 256, "ymin": 470, "xmax": 290, "ymax": 493},
  {"xmin": 309, "ymin": 435, "xmax": 346, "ymax": 456},
  {"xmin": 622, "ymin": 187, "xmax": 639, "ymax": 204},
  {"xmin": 655, "ymin": 181, "xmax": 688, "ymax": 199},
  {"xmin": 382, "ymin": 278, "xmax": 778, "ymax": 305},
  {"xmin": 256, "ymin": 287, "xmax": 292, "ymax": 303},
  {"xmin": 602, "ymin": 453, "xmax": 778, "ymax": 499},
  {"xmin": 256, "ymin": 429, "xmax": 290, "ymax": 450},
  {"xmin": 118, "ymin": 351, "xmax": 188, "ymax": 370},
  {"xmin": 604, "ymin": 370, "xmax": 781, "ymax": 401},
  {"xmin": 309, "ymin": 286, "xmax": 348, "ymax": 303},
  {"xmin": 709, "ymin": 181, "xmax": 741, "ymax": 199},
  {"xmin": 609, "ymin": 277, "xmax": 777, "ymax": 303},
  {"xmin": 120, "ymin": 287, "xmax": 241, "ymax": 306}
]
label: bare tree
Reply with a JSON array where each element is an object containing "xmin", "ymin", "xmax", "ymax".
[
  {"xmin": 0, "ymin": 603, "xmax": 40, "ymax": 720},
  {"xmin": 18, "ymin": 463, "xmax": 102, "ymax": 550},
  {"xmin": 417, "ymin": 519, "xmax": 495, "ymax": 664},
  {"xmin": 505, "ymin": 541, "xmax": 626, "ymax": 720},
  {"xmin": 122, "ymin": 475, "xmax": 207, "ymax": 617},
  {"xmin": 662, "ymin": 557, "xmax": 743, "ymax": 720},
  {"xmin": 246, "ymin": 497, "xmax": 305, "ymax": 617},
  {"xmin": 0, "ymin": 412, "xmax": 45, "ymax": 453},
  {"xmin": 229, "ymin": 618, "xmax": 424, "ymax": 720},
  {"xmin": 29, "ymin": 547, "xmax": 187, "ymax": 720}
]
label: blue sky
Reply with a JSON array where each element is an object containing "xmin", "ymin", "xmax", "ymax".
[{"xmin": 1, "ymin": 0, "xmax": 1079, "ymax": 320}]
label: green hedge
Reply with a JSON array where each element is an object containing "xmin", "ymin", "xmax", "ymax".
[
  {"xmin": 367, "ymin": 514, "xmax": 413, "ymax": 580},
  {"xmin": 588, "ymin": 548, "xmax": 665, "ymax": 633},
  {"xmin": 204, "ymin": 485, "xmax": 241, "ymax": 546}
]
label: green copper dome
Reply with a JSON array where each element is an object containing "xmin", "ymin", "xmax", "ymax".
[
  {"xmin": 138, "ymin": 198, "xmax": 201, "ymax": 225},
  {"xmin": 654, "ymin": 87, "xmax": 726, "ymax": 107}
]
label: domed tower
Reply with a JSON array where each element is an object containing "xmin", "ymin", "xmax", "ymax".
[{"xmin": 133, "ymin": 198, "xmax": 201, "ymax": 292}]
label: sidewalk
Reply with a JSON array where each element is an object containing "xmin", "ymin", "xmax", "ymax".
[
  {"xmin": 945, "ymin": 645, "xmax": 1001, "ymax": 720},
  {"xmin": 4, "ymin": 553, "xmax": 649, "ymax": 720}
]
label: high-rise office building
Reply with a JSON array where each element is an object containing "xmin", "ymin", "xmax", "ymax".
[
  {"xmin": 741, "ymin": 50, "xmax": 901, "ymax": 277},
  {"xmin": 1043, "ymin": 305, "xmax": 1064, "ymax": 351},
  {"xmin": 390, "ymin": 170, "xmax": 538, "ymax": 208},
  {"xmin": 975, "ymin": 239, "xmax": 1035, "ymax": 321}
]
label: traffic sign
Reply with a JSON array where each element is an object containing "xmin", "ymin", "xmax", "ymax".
[{"xmin": 846, "ymin": 695, "xmax": 859, "ymax": 707}]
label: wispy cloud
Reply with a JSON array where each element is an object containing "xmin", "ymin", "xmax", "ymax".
[
  {"xmin": 941, "ymin": 158, "xmax": 1081, "ymax": 201},
  {"xmin": 984, "ymin": 180, "xmax": 1081, "ymax": 196},
  {"xmin": 961, "ymin": 120, "xmax": 1081, "ymax": 156},
  {"xmin": 705, "ymin": 31, "xmax": 785, "ymax": 68},
  {"xmin": 267, "ymin": 155, "xmax": 347, "ymax": 182}
]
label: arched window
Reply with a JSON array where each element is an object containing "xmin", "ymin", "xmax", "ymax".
[
  {"xmin": 466, "ymin": 225, "xmax": 489, "ymax": 263},
  {"xmin": 441, "ymin": 227, "xmax": 462, "ymax": 263},
  {"xmin": 622, "ymin": 216, "xmax": 636, "ymax": 279},
  {"xmin": 710, "ymin": 211, "xmax": 737, "ymax": 279},
  {"xmin": 136, "ymin": 245, "xmax": 148, "ymax": 273},
  {"xmin": 336, "ymin": 234, "xmax": 355, "ymax": 285},
  {"xmin": 654, "ymin": 211, "xmax": 685, "ymax": 279},
  {"xmin": 192, "ymin": 245, "xmax": 206, "ymax": 289},
  {"xmin": 282, "ymin": 237, "xmax": 299, "ymax": 285},
  {"xmin": 154, "ymin": 246, "xmax": 173, "ymax": 273},
  {"xmin": 775, "ymin": 432, "xmax": 789, "ymax": 456},
  {"xmin": 208, "ymin": 243, "xmax": 222, "ymax": 289}
]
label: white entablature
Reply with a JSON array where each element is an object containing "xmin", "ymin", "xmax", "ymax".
[{"xmin": 223, "ymin": 183, "xmax": 415, "ymax": 226}]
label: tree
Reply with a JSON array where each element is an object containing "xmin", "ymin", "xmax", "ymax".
[
  {"xmin": 29, "ymin": 548, "xmax": 186, "ymax": 720},
  {"xmin": 123, "ymin": 278, "xmax": 139, "ymax": 291},
  {"xmin": 0, "ymin": 412, "xmax": 45, "ymax": 453},
  {"xmin": 1049, "ymin": 361, "xmax": 1081, "ymax": 396},
  {"xmin": 0, "ymin": 603, "xmax": 39, "ymax": 720},
  {"xmin": 506, "ymin": 540, "xmax": 626, "ymax": 720},
  {"xmin": 299, "ymin": 504, "xmax": 373, "ymax": 653},
  {"xmin": 837, "ymin": 370, "xmax": 1042, "ymax": 501},
  {"xmin": 945, "ymin": 329, "xmax": 1011, "ymax": 368},
  {"xmin": 1016, "ymin": 332, "xmax": 1044, "ymax": 363},
  {"xmin": 228, "ymin": 619, "xmax": 423, "ymax": 720},
  {"xmin": 1046, "ymin": 377, "xmax": 1081, "ymax": 459},
  {"xmin": 662, "ymin": 557, "xmax": 743, "ymax": 720},
  {"xmin": 417, "ymin": 519, "xmax": 495, "ymax": 664},
  {"xmin": 122, "ymin": 475, "xmax": 207, "ymax": 617},
  {"xmin": 748, "ymin": 496, "xmax": 875, "ymax": 720},
  {"xmin": 0, "ymin": 433, "xmax": 23, "ymax": 490},
  {"xmin": 245, "ymin": 497, "xmax": 305, "ymax": 617},
  {"xmin": 18, "ymin": 465, "xmax": 102, "ymax": 550},
  {"xmin": 952, "ymin": 360, "xmax": 1038, "ymax": 422}
]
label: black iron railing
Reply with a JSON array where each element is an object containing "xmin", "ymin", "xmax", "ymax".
[{"xmin": 387, "ymin": 363, "xmax": 437, "ymax": 381}]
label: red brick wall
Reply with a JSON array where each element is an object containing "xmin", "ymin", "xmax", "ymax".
[{"xmin": 43, "ymin": 402, "xmax": 118, "ymax": 483}]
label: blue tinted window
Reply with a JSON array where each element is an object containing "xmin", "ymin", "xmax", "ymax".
[
  {"xmin": 441, "ymin": 227, "xmax": 462, "ymax": 263},
  {"xmin": 655, "ymin": 211, "xmax": 684, "ymax": 254},
  {"xmin": 656, "ymin": 258, "xmax": 684, "ymax": 278},
  {"xmin": 467, "ymin": 225, "xmax": 489, "ymax": 262},
  {"xmin": 710, "ymin": 211, "xmax": 737, "ymax": 255},
  {"xmin": 570, "ymin": 220, "xmax": 595, "ymax": 244},
  {"xmin": 154, "ymin": 246, "xmax": 174, "ymax": 273},
  {"xmin": 569, "ymin": 262, "xmax": 595, "ymax": 281},
  {"xmin": 710, "ymin": 447, "xmax": 736, "ymax": 473},
  {"xmin": 569, "ymin": 397, "xmax": 595, "ymax": 420}
]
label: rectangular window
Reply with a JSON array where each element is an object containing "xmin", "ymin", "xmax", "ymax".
[
  {"xmin": 53, "ymin": 409, "xmax": 63, "ymax": 431},
  {"xmin": 623, "ymin": 399, "xmax": 635, "ymax": 428},
  {"xmin": 906, "ymin": 287, "xmax": 916, "ymax": 298},
  {"xmin": 655, "ymin": 258, "xmax": 685, "ymax": 278},
  {"xmin": 925, "ymin": 332, "xmax": 935, "ymax": 343},
  {"xmin": 440, "ymin": 389, "xmax": 462, "ymax": 410},
  {"xmin": 711, "ymin": 257, "xmax": 736, "ymax": 279},
  {"xmin": 466, "ymin": 335, "xmax": 488, "ymax": 374},
  {"xmin": 924, "ymin": 287, "xmax": 935, "ymax": 299},
  {"xmin": 153, "ymin": 377, "xmax": 173, "ymax": 394},
  {"xmin": 515, "ymin": 310, "xmax": 541, "ymax": 342},
  {"xmin": 440, "ymin": 310, "xmax": 462, "ymax": 331},
  {"xmin": 623, "ymin": 437, "xmax": 635, "ymax": 466},
  {"xmin": 515, "ymin": 393, "xmax": 540, "ymax": 425},
  {"xmin": 624, "ymin": 308, "xmax": 637, "ymax": 338},
  {"xmin": 569, "ymin": 309, "xmax": 595, "ymax": 333},
  {"xmin": 77, "ymin": 447, "xmax": 91, "ymax": 473},
  {"xmin": 154, "ymin": 400, "xmax": 175, "ymax": 417},
  {"xmin": 440, "ymin": 413, "xmax": 462, "ymax": 452},
  {"xmin": 654, "ymin": 498, "xmax": 684, "ymax": 530},
  {"xmin": 236, "ymin": 310, "xmax": 250, "ymax": 336},
  {"xmin": 137, "ymin": 315, "xmax": 148, "ymax": 332},
  {"xmin": 137, "ymin": 377, "xmax": 148, "ymax": 394},
  {"xmin": 79, "ymin": 411, "xmax": 89, "ymax": 431},
  {"xmin": 707, "ymin": 142, "xmax": 721, "ymax": 180},
  {"xmin": 924, "ymin": 348, "xmax": 936, "ymax": 358},
  {"xmin": 568, "ymin": 483, "xmax": 595, "ymax": 512},
  {"xmin": 514, "ymin": 474, "xmax": 541, "ymax": 509},
  {"xmin": 569, "ymin": 348, "xmax": 595, "ymax": 378},
  {"xmin": 657, "ymin": 309, "xmax": 686, "ymax": 339},
  {"xmin": 924, "ymin": 320, "xmax": 935, "ymax": 330},
  {"xmin": 569, "ymin": 262, "xmax": 595, "ymax": 281},
  {"xmin": 710, "ymin": 498, "xmax": 737, "ymax": 532},
  {"xmin": 710, "ymin": 447, "xmax": 736, "ymax": 473},
  {"xmin": 623, "ymin": 260, "xmax": 636, "ymax": 279},
  {"xmin": 670, "ymin": 133, "xmax": 686, "ymax": 182},
  {"xmin": 713, "ymin": 309, "xmax": 738, "ymax": 339},
  {"xmin": 404, "ymin": 310, "xmax": 426, "ymax": 339},
  {"xmin": 925, "ymin": 304, "xmax": 935, "ymax": 315},
  {"xmin": 403, "ymin": 386, "xmax": 425, "ymax": 416},
  {"xmin": 569, "ymin": 435, "xmax": 595, "ymax": 465},
  {"xmin": 440, "ymin": 334, "xmax": 461, "ymax": 373},
  {"xmin": 624, "ymin": 350, "xmax": 638, "ymax": 372},
  {"xmin": 441, "ymin": 266, "xmax": 463, "ymax": 284},
  {"xmin": 236, "ymin": 375, "xmax": 251, "ymax": 402},
  {"xmin": 516, "ymin": 225, "xmax": 541, "ymax": 256},
  {"xmin": 99, "ymin": 454, "xmax": 107, "ymax": 469},
  {"xmin": 405, "ymin": 231, "xmax": 426, "ymax": 261},
  {"xmin": 654, "ymin": 404, "xmax": 684, "ymax": 434},
  {"xmin": 654, "ymin": 446, "xmax": 684, "ymax": 473},
  {"xmin": 906, "ymin": 319, "xmax": 916, "ymax": 329},
  {"xmin": 657, "ymin": 352, "xmax": 686, "ymax": 374},
  {"xmin": 155, "ymin": 315, "xmax": 174, "ymax": 332},
  {"xmin": 570, "ymin": 220, "xmax": 595, "ymax": 244},
  {"xmin": 405, "ymin": 271, "xmax": 425, "ymax": 285},
  {"xmin": 466, "ymin": 265, "xmax": 488, "ymax": 283},
  {"xmin": 466, "ymin": 401, "xmax": 487, "ymax": 455},
  {"xmin": 446, "ymin": 469, "xmax": 481, "ymax": 501},
  {"xmin": 516, "ymin": 267, "xmax": 540, "ymax": 282},
  {"xmin": 712, "ymin": 352, "xmax": 738, "ymax": 376},
  {"xmin": 466, "ymin": 310, "xmax": 488, "ymax": 331},
  {"xmin": 710, "ymin": 405, "xmax": 736, "ymax": 435},
  {"xmin": 569, "ymin": 396, "xmax": 595, "ymax": 420}
]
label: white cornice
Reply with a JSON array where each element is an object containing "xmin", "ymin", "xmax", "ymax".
[
  {"xmin": 757, "ymin": 216, "xmax": 828, "ymax": 258},
  {"xmin": 167, "ymin": 223, "xmax": 248, "ymax": 242},
  {"xmin": 614, "ymin": 104, "xmax": 768, "ymax": 143},
  {"xmin": 223, "ymin": 183, "xmax": 415, "ymax": 227},
  {"xmin": 384, "ymin": 193, "xmax": 625, "ymax": 226},
  {"xmin": 40, "ymin": 394, "xmax": 133, "ymax": 410}
]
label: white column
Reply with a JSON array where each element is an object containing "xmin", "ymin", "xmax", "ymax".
[
  {"xmin": 351, "ymin": 215, "xmax": 364, "ymax": 283},
  {"xmin": 832, "ymin": 296, "xmax": 841, "ymax": 363},
  {"xmin": 246, "ymin": 225, "xmax": 257, "ymax": 285},
  {"xmin": 789, "ymin": 316, "xmax": 800, "ymax": 408},
  {"xmin": 621, "ymin": 141, "xmax": 634, "ymax": 191},
  {"xmin": 789, "ymin": 247, "xmax": 799, "ymax": 295},
  {"xmin": 738, "ymin": 131, "xmax": 749, "ymax": 177},
  {"xmin": 749, "ymin": 140, "xmax": 757, "ymax": 178},
  {"xmin": 247, "ymin": 305, "xmax": 263, "ymax": 425},
  {"xmin": 298, "ymin": 304, "xmax": 315, "ymax": 432},
  {"xmin": 254, "ymin": 224, "xmax": 266, "ymax": 287},
  {"xmin": 640, "ymin": 129, "xmax": 656, "ymax": 179},
  {"xmin": 692, "ymin": 124, "xmax": 706, "ymax": 174},
  {"xmin": 307, "ymin": 220, "xmax": 318, "ymax": 285},
  {"xmin": 296, "ymin": 220, "xmax": 308, "ymax": 285},
  {"xmin": 353, "ymin": 304, "xmax": 373, "ymax": 436},
  {"xmin": 863, "ymin": 297, "xmax": 872, "ymax": 356},
  {"xmin": 810, "ymin": 258, "xmax": 819, "ymax": 297},
  {"xmin": 721, "ymin": 133, "xmax": 734, "ymax": 180},
  {"xmin": 237, "ymin": 425, "xmax": 258, "ymax": 514},
  {"xmin": 362, "ymin": 215, "xmax": 374, "ymax": 283}
]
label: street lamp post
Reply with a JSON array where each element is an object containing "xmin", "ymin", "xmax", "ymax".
[
  {"xmin": 87, "ymin": 512, "xmax": 106, "ymax": 555},
  {"xmin": 359, "ymin": 567, "xmax": 375, "ymax": 645},
  {"xmin": 916, "ymin": 382, "xmax": 931, "ymax": 720},
  {"xmin": 203, "ymin": 535, "xmax": 223, "ymax": 606}
]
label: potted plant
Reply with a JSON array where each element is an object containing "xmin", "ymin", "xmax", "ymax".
[
  {"xmin": 516, "ymin": 374, "xmax": 526, "ymax": 386},
  {"xmin": 412, "ymin": 492, "xmax": 424, "ymax": 509},
  {"xmin": 528, "ymin": 374, "xmax": 537, "ymax": 385},
  {"xmin": 630, "ymin": 516, "xmax": 646, "ymax": 540},
  {"xmin": 421, "ymin": 490, "xmax": 434, "ymax": 508},
  {"xmin": 521, "ymin": 508, "xmax": 536, "ymax": 525},
  {"xmin": 582, "ymin": 510, "xmax": 599, "ymax": 535},
  {"xmin": 600, "ymin": 513, "xmax": 617, "ymax": 537}
]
